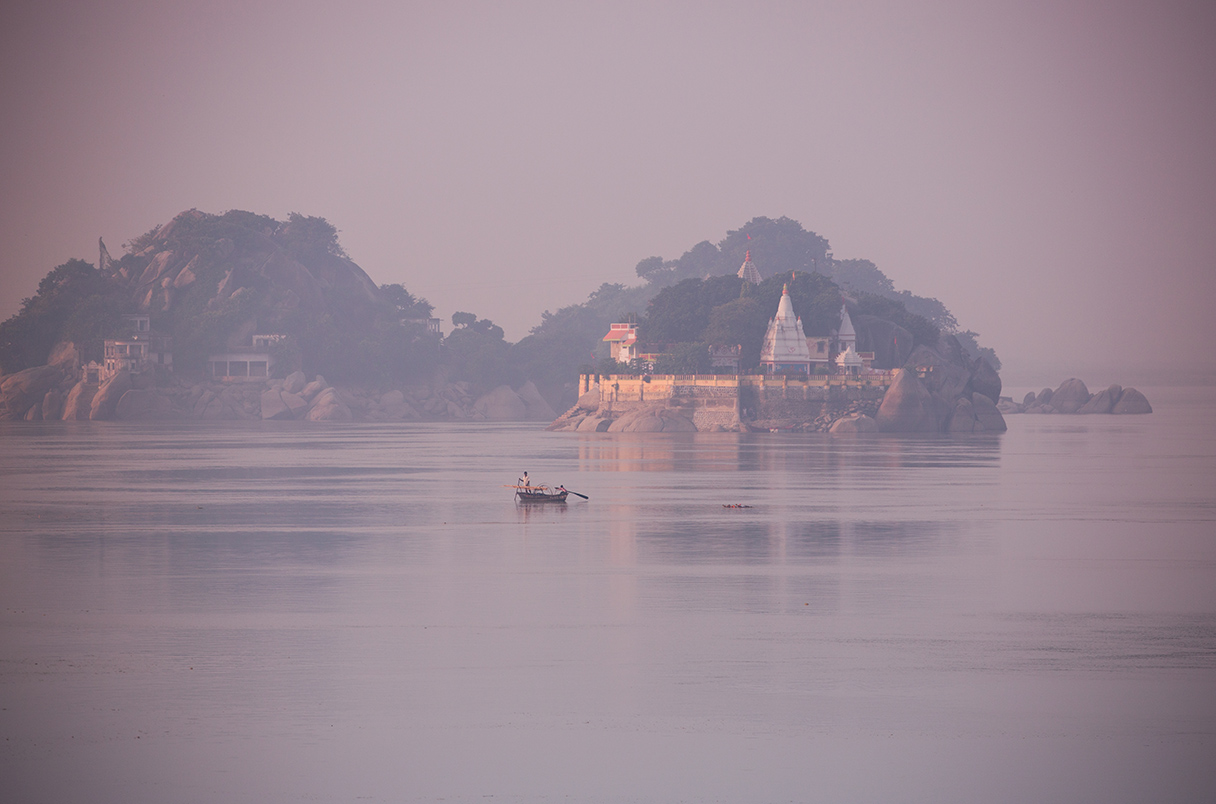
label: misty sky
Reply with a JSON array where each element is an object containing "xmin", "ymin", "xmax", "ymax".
[{"xmin": 2, "ymin": 0, "xmax": 1213, "ymax": 385}]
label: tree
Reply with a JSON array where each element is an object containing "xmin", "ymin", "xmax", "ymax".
[
  {"xmin": 641, "ymin": 274, "xmax": 743, "ymax": 344},
  {"xmin": 277, "ymin": 213, "xmax": 347, "ymax": 260},
  {"xmin": 718, "ymin": 217, "xmax": 831, "ymax": 281},
  {"xmin": 0, "ymin": 259, "xmax": 124, "ymax": 372},
  {"xmin": 828, "ymin": 258, "xmax": 894, "ymax": 294},
  {"xmin": 380, "ymin": 284, "xmax": 434, "ymax": 320},
  {"xmin": 702, "ymin": 297, "xmax": 768, "ymax": 368},
  {"xmin": 653, "ymin": 342, "xmax": 710, "ymax": 375},
  {"xmin": 451, "ymin": 311, "xmax": 476, "ymax": 328}
]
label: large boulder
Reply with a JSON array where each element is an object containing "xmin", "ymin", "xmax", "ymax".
[
  {"xmin": 0, "ymin": 365, "xmax": 63, "ymax": 420},
  {"xmin": 1112, "ymin": 387, "xmax": 1152, "ymax": 414},
  {"xmin": 47, "ymin": 341, "xmax": 81, "ymax": 376},
  {"xmin": 1078, "ymin": 384, "xmax": 1122, "ymax": 414},
  {"xmin": 89, "ymin": 372, "xmax": 132, "ymax": 420},
  {"xmin": 1051, "ymin": 378, "xmax": 1091, "ymax": 414},
  {"xmin": 1034, "ymin": 387, "xmax": 1054, "ymax": 407},
  {"xmin": 971, "ymin": 393, "xmax": 1007, "ymax": 432},
  {"xmin": 261, "ymin": 389, "xmax": 295, "ymax": 420},
  {"xmin": 299, "ymin": 376, "xmax": 328, "ymax": 401},
  {"xmin": 946, "ymin": 397, "xmax": 977, "ymax": 433},
  {"xmin": 576, "ymin": 416, "xmax": 611, "ymax": 432},
  {"xmin": 1022, "ymin": 391, "xmax": 1037, "ymax": 407},
  {"xmin": 875, "ymin": 369, "xmax": 938, "ymax": 433},
  {"xmin": 282, "ymin": 370, "xmax": 307, "ymax": 394},
  {"xmin": 575, "ymin": 386, "xmax": 601, "ymax": 411},
  {"xmin": 517, "ymin": 381, "xmax": 558, "ymax": 421},
  {"xmin": 473, "ymin": 385, "xmax": 529, "ymax": 421},
  {"xmin": 906, "ymin": 338, "xmax": 971, "ymax": 404},
  {"xmin": 115, "ymin": 389, "xmax": 176, "ymax": 420},
  {"xmin": 61, "ymin": 381, "xmax": 97, "ymax": 420},
  {"xmin": 607, "ymin": 407, "xmax": 697, "ymax": 433},
  {"xmin": 829, "ymin": 414, "xmax": 878, "ymax": 434},
  {"xmin": 970, "ymin": 357, "xmax": 1002, "ymax": 403},
  {"xmin": 24, "ymin": 401, "xmax": 43, "ymax": 421},
  {"xmin": 42, "ymin": 389, "xmax": 64, "ymax": 421},
  {"xmin": 306, "ymin": 388, "xmax": 353, "ymax": 421}
]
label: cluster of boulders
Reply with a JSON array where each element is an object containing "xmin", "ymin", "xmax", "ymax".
[
  {"xmin": 997, "ymin": 379, "xmax": 1151, "ymax": 415},
  {"xmin": 872, "ymin": 335, "xmax": 1007, "ymax": 434}
]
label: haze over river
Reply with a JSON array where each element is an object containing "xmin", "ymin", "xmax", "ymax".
[{"xmin": 2, "ymin": 388, "xmax": 1214, "ymax": 803}]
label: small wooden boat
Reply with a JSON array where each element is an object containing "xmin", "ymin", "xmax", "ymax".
[{"xmin": 508, "ymin": 484, "xmax": 569, "ymax": 503}]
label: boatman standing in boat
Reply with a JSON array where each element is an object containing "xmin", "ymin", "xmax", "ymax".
[{"xmin": 518, "ymin": 471, "xmax": 530, "ymax": 489}]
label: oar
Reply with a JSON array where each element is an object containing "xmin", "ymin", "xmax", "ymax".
[{"xmin": 563, "ymin": 489, "xmax": 589, "ymax": 499}]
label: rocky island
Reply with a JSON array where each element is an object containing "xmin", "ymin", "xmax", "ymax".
[{"xmin": 0, "ymin": 209, "xmax": 1150, "ymax": 431}]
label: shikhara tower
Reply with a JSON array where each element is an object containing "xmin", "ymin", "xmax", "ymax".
[
  {"xmin": 737, "ymin": 250, "xmax": 762, "ymax": 284},
  {"xmin": 759, "ymin": 284, "xmax": 812, "ymax": 373}
]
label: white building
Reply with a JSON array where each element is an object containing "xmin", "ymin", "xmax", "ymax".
[
  {"xmin": 101, "ymin": 316, "xmax": 172, "ymax": 381},
  {"xmin": 759, "ymin": 284, "xmax": 812, "ymax": 374},
  {"xmin": 831, "ymin": 303, "xmax": 856, "ymax": 355},
  {"xmin": 602, "ymin": 322, "xmax": 640, "ymax": 363},
  {"xmin": 737, "ymin": 250, "xmax": 763, "ymax": 284}
]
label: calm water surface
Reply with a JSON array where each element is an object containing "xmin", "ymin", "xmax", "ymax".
[{"xmin": 1, "ymin": 387, "xmax": 1214, "ymax": 803}]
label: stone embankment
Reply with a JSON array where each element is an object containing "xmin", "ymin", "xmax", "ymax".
[
  {"xmin": 996, "ymin": 379, "xmax": 1152, "ymax": 415},
  {"xmin": 547, "ymin": 380, "xmax": 885, "ymax": 434},
  {"xmin": 0, "ymin": 354, "xmax": 557, "ymax": 424}
]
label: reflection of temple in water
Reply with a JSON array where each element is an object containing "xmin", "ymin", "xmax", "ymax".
[{"xmin": 576, "ymin": 431, "xmax": 1002, "ymax": 476}]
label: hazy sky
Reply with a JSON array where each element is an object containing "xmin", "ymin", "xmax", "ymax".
[{"xmin": 2, "ymin": 0, "xmax": 1213, "ymax": 384}]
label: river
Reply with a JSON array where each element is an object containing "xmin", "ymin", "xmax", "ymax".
[{"xmin": 1, "ymin": 387, "xmax": 1213, "ymax": 803}]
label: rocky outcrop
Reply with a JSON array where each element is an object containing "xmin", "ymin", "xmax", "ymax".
[
  {"xmin": 970, "ymin": 393, "xmax": 1007, "ymax": 432},
  {"xmin": 1050, "ymin": 378, "xmax": 1091, "ymax": 414},
  {"xmin": 261, "ymin": 388, "xmax": 307, "ymax": 420},
  {"xmin": 473, "ymin": 385, "xmax": 529, "ymax": 421},
  {"xmin": 42, "ymin": 389, "xmax": 64, "ymax": 421},
  {"xmin": 115, "ymin": 389, "xmax": 176, "ymax": 420},
  {"xmin": 1078, "ymin": 384, "xmax": 1121, "ymax": 414},
  {"xmin": 829, "ymin": 413, "xmax": 878, "ymax": 434},
  {"xmin": 47, "ymin": 341, "xmax": 81, "ymax": 376},
  {"xmin": 89, "ymin": 372, "xmax": 133, "ymax": 420},
  {"xmin": 61, "ymin": 382, "xmax": 96, "ymax": 420},
  {"xmin": 282, "ymin": 370, "xmax": 307, "ymax": 394},
  {"xmin": 970, "ymin": 358, "xmax": 1002, "ymax": 404},
  {"xmin": 1003, "ymin": 381, "xmax": 1151, "ymax": 415},
  {"xmin": 517, "ymin": 381, "xmax": 558, "ymax": 421},
  {"xmin": 299, "ymin": 376, "xmax": 328, "ymax": 401},
  {"xmin": 880, "ymin": 335, "xmax": 1006, "ymax": 433},
  {"xmin": 305, "ymin": 388, "xmax": 353, "ymax": 421},
  {"xmin": 0, "ymin": 365, "xmax": 63, "ymax": 420},
  {"xmin": 605, "ymin": 407, "xmax": 697, "ymax": 433},
  {"xmin": 1112, "ymin": 387, "xmax": 1152, "ymax": 414},
  {"xmin": 875, "ymin": 369, "xmax": 938, "ymax": 433}
]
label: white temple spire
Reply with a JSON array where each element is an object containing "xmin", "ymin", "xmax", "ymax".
[
  {"xmin": 737, "ymin": 250, "xmax": 762, "ymax": 284},
  {"xmin": 759, "ymin": 284, "xmax": 812, "ymax": 373}
]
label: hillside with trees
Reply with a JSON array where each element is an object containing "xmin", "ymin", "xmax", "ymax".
[{"xmin": 0, "ymin": 210, "xmax": 999, "ymax": 416}]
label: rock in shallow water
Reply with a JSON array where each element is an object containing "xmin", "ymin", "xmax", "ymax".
[{"xmin": 1111, "ymin": 387, "xmax": 1152, "ymax": 414}]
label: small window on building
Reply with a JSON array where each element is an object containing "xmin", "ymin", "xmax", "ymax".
[
  {"xmin": 249, "ymin": 361, "xmax": 267, "ymax": 377},
  {"xmin": 229, "ymin": 361, "xmax": 248, "ymax": 377}
]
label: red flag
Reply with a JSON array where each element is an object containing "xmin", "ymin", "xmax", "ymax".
[{"xmin": 746, "ymin": 234, "xmax": 751, "ymax": 240}]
